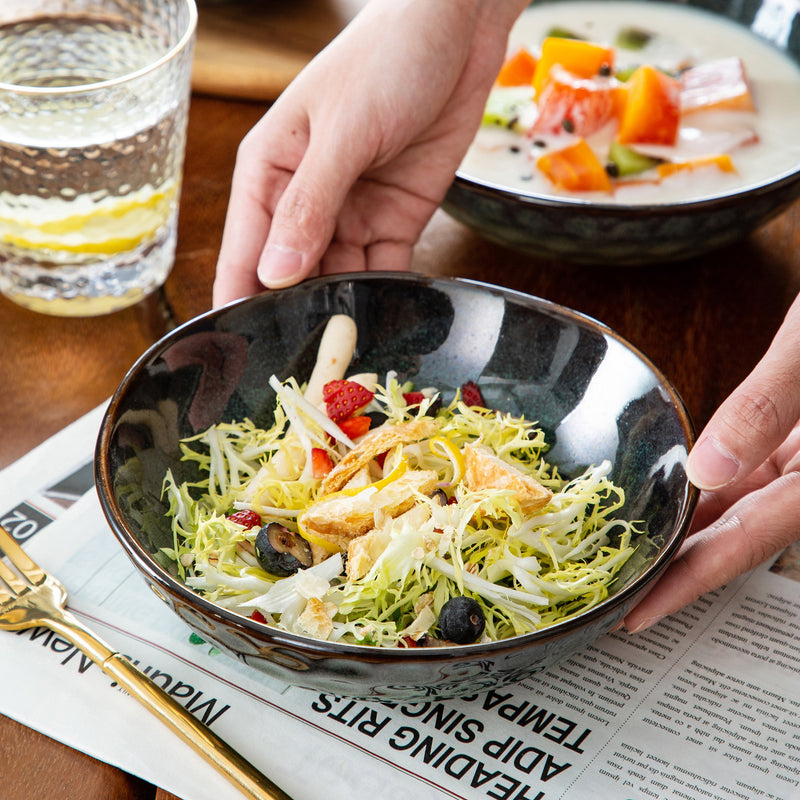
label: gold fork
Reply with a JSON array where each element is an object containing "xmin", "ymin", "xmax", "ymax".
[{"xmin": 0, "ymin": 524, "xmax": 293, "ymax": 800}]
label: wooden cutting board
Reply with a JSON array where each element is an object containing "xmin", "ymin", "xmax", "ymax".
[{"xmin": 192, "ymin": 0, "xmax": 366, "ymax": 102}]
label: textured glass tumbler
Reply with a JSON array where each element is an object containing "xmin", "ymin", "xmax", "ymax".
[{"xmin": 0, "ymin": 1, "xmax": 197, "ymax": 317}]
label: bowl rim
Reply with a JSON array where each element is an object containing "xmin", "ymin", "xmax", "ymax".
[
  {"xmin": 450, "ymin": 165, "xmax": 800, "ymax": 215},
  {"xmin": 95, "ymin": 272, "xmax": 700, "ymax": 663}
]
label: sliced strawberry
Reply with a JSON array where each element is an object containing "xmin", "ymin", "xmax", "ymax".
[
  {"xmin": 461, "ymin": 380, "xmax": 486, "ymax": 408},
  {"xmin": 311, "ymin": 447, "xmax": 334, "ymax": 478},
  {"xmin": 227, "ymin": 509, "xmax": 262, "ymax": 529},
  {"xmin": 403, "ymin": 391, "xmax": 426, "ymax": 406},
  {"xmin": 250, "ymin": 610, "xmax": 267, "ymax": 624},
  {"xmin": 338, "ymin": 415, "xmax": 371, "ymax": 439},
  {"xmin": 322, "ymin": 379, "xmax": 348, "ymax": 402},
  {"xmin": 324, "ymin": 379, "xmax": 375, "ymax": 422}
]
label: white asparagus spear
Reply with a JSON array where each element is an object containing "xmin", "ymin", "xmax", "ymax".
[{"xmin": 303, "ymin": 314, "xmax": 358, "ymax": 406}]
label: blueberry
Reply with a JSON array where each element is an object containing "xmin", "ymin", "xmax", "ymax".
[
  {"xmin": 431, "ymin": 488, "xmax": 448, "ymax": 506},
  {"xmin": 254, "ymin": 523, "xmax": 313, "ymax": 577},
  {"xmin": 437, "ymin": 596, "xmax": 485, "ymax": 644}
]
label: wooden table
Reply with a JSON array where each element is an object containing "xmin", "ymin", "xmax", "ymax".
[{"xmin": 3, "ymin": 29, "xmax": 800, "ymax": 800}]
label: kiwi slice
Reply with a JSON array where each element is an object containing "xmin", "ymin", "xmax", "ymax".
[
  {"xmin": 544, "ymin": 26, "xmax": 584, "ymax": 40},
  {"xmin": 607, "ymin": 142, "xmax": 663, "ymax": 178},
  {"xmin": 616, "ymin": 26, "xmax": 653, "ymax": 50},
  {"xmin": 482, "ymin": 87, "xmax": 533, "ymax": 132}
]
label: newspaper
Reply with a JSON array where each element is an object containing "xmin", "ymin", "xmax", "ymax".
[{"xmin": 2, "ymin": 404, "xmax": 800, "ymax": 800}]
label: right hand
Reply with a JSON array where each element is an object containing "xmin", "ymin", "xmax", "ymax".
[
  {"xmin": 625, "ymin": 292, "xmax": 800, "ymax": 633},
  {"xmin": 212, "ymin": 0, "xmax": 529, "ymax": 307}
]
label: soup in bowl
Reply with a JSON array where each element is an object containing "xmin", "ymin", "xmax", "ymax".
[{"xmin": 443, "ymin": 0, "xmax": 800, "ymax": 264}]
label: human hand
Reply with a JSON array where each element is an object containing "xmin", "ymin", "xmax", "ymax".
[
  {"xmin": 212, "ymin": 0, "xmax": 529, "ymax": 307},
  {"xmin": 624, "ymin": 292, "xmax": 800, "ymax": 632}
]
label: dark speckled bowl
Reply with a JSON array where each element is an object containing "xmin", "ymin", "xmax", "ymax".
[
  {"xmin": 443, "ymin": 0, "xmax": 800, "ymax": 266},
  {"xmin": 96, "ymin": 273, "xmax": 698, "ymax": 700}
]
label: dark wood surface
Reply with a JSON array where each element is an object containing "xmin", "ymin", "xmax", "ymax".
[{"xmin": 2, "ymin": 85, "xmax": 800, "ymax": 800}]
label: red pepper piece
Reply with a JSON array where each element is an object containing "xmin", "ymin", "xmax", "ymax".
[
  {"xmin": 250, "ymin": 610, "xmax": 267, "ymax": 624},
  {"xmin": 461, "ymin": 380, "xmax": 486, "ymax": 408},
  {"xmin": 324, "ymin": 379, "xmax": 375, "ymax": 422},
  {"xmin": 338, "ymin": 415, "xmax": 371, "ymax": 439},
  {"xmin": 227, "ymin": 509, "xmax": 262, "ymax": 529}
]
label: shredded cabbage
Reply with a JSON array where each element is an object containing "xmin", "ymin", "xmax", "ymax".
[{"xmin": 162, "ymin": 375, "xmax": 643, "ymax": 647}]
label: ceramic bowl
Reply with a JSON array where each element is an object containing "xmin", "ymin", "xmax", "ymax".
[
  {"xmin": 442, "ymin": 0, "xmax": 800, "ymax": 265},
  {"xmin": 95, "ymin": 273, "xmax": 698, "ymax": 700}
]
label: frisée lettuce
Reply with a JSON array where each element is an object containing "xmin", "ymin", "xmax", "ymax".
[{"xmin": 161, "ymin": 369, "xmax": 643, "ymax": 648}]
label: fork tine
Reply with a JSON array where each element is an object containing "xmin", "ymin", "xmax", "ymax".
[
  {"xmin": 0, "ymin": 555, "xmax": 27, "ymax": 595},
  {"xmin": 0, "ymin": 524, "xmax": 47, "ymax": 587}
]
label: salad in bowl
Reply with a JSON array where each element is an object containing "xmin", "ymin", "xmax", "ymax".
[
  {"xmin": 162, "ymin": 317, "xmax": 642, "ymax": 649},
  {"xmin": 96, "ymin": 273, "xmax": 697, "ymax": 698}
]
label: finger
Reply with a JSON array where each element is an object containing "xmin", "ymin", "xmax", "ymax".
[
  {"xmin": 319, "ymin": 237, "xmax": 416, "ymax": 276},
  {"xmin": 624, "ymin": 470, "xmax": 800, "ymax": 633},
  {"xmin": 687, "ymin": 294, "xmax": 800, "ymax": 490},
  {"xmin": 213, "ymin": 127, "xmax": 296, "ymax": 307}
]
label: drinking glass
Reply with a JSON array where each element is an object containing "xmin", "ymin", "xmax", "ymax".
[{"xmin": 0, "ymin": 0, "xmax": 197, "ymax": 317}]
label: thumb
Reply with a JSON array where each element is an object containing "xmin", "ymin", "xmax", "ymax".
[{"xmin": 687, "ymin": 295, "xmax": 800, "ymax": 490}]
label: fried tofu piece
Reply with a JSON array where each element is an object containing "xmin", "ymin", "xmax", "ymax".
[
  {"xmin": 320, "ymin": 417, "xmax": 440, "ymax": 495},
  {"xmin": 346, "ymin": 503, "xmax": 433, "ymax": 581},
  {"xmin": 300, "ymin": 468, "xmax": 439, "ymax": 551},
  {"xmin": 463, "ymin": 444, "xmax": 552, "ymax": 513},
  {"xmin": 341, "ymin": 464, "xmax": 373, "ymax": 491},
  {"xmin": 346, "ymin": 526, "xmax": 392, "ymax": 582},
  {"xmin": 298, "ymin": 597, "xmax": 335, "ymax": 639}
]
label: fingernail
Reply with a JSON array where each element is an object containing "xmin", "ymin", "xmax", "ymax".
[
  {"xmin": 686, "ymin": 436, "xmax": 740, "ymax": 490},
  {"xmin": 626, "ymin": 614, "xmax": 664, "ymax": 634},
  {"xmin": 257, "ymin": 244, "xmax": 303, "ymax": 288}
]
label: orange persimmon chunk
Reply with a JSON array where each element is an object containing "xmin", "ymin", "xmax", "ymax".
[
  {"xmin": 537, "ymin": 138, "xmax": 612, "ymax": 192},
  {"xmin": 532, "ymin": 37, "xmax": 615, "ymax": 97},
  {"xmin": 680, "ymin": 57, "xmax": 756, "ymax": 114},
  {"xmin": 617, "ymin": 65, "xmax": 681, "ymax": 146},
  {"xmin": 496, "ymin": 46, "xmax": 538, "ymax": 87},
  {"xmin": 657, "ymin": 154, "xmax": 736, "ymax": 178},
  {"xmin": 533, "ymin": 67, "xmax": 627, "ymax": 136}
]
